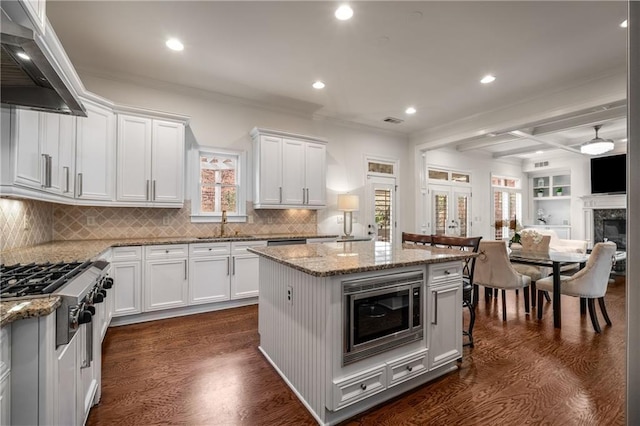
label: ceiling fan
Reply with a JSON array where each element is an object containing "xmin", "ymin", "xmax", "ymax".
[{"xmin": 580, "ymin": 124, "xmax": 615, "ymax": 155}]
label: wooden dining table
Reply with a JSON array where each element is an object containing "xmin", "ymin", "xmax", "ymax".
[{"xmin": 509, "ymin": 249, "xmax": 589, "ymax": 328}]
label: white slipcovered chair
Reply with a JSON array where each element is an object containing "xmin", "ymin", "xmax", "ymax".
[
  {"xmin": 535, "ymin": 241, "xmax": 616, "ymax": 332},
  {"xmin": 473, "ymin": 240, "xmax": 532, "ymax": 321},
  {"xmin": 512, "ymin": 230, "xmax": 552, "ymax": 307}
]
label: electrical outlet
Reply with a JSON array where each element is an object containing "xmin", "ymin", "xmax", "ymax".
[
  {"xmin": 337, "ymin": 215, "xmax": 343, "ymax": 224},
  {"xmin": 162, "ymin": 215, "xmax": 171, "ymax": 226},
  {"xmin": 286, "ymin": 285, "xmax": 293, "ymax": 304},
  {"xmin": 23, "ymin": 215, "xmax": 31, "ymax": 231},
  {"xmin": 86, "ymin": 216, "xmax": 96, "ymax": 226}
]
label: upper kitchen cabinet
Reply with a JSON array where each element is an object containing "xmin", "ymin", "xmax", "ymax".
[
  {"xmin": 75, "ymin": 99, "xmax": 115, "ymax": 201},
  {"xmin": 115, "ymin": 111, "xmax": 186, "ymax": 207},
  {"xmin": 251, "ymin": 127, "xmax": 327, "ymax": 209},
  {"xmin": 9, "ymin": 108, "xmax": 76, "ymax": 198},
  {"xmin": 1, "ymin": 0, "xmax": 47, "ymax": 35}
]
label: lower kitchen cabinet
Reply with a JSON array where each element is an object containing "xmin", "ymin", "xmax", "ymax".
[
  {"xmin": 56, "ymin": 333, "xmax": 79, "ymax": 426},
  {"xmin": 145, "ymin": 257, "xmax": 189, "ymax": 311},
  {"xmin": 428, "ymin": 280, "xmax": 462, "ymax": 369},
  {"xmin": 189, "ymin": 243, "xmax": 231, "ymax": 304},
  {"xmin": 231, "ymin": 241, "xmax": 266, "ymax": 299},
  {"xmin": 111, "ymin": 247, "xmax": 143, "ymax": 317}
]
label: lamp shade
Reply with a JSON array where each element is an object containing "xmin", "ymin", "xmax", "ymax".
[{"xmin": 337, "ymin": 194, "xmax": 359, "ymax": 211}]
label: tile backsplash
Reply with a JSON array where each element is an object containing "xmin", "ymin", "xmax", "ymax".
[
  {"xmin": 52, "ymin": 202, "xmax": 317, "ymax": 241},
  {"xmin": 0, "ymin": 199, "xmax": 54, "ymax": 252}
]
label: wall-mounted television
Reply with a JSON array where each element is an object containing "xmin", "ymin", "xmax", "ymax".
[{"xmin": 590, "ymin": 154, "xmax": 626, "ymax": 194}]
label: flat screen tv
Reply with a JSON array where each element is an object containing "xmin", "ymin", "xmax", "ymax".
[{"xmin": 590, "ymin": 154, "xmax": 626, "ymax": 194}]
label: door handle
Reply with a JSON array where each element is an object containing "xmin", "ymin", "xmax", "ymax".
[
  {"xmin": 432, "ymin": 290, "xmax": 438, "ymax": 325},
  {"xmin": 146, "ymin": 180, "xmax": 150, "ymax": 201},
  {"xmin": 77, "ymin": 173, "xmax": 83, "ymax": 197},
  {"xmin": 41, "ymin": 154, "xmax": 47, "ymax": 187},
  {"xmin": 63, "ymin": 166, "xmax": 70, "ymax": 193},
  {"xmin": 232, "ymin": 257, "xmax": 236, "ymax": 275},
  {"xmin": 227, "ymin": 256, "xmax": 230, "ymax": 276},
  {"xmin": 152, "ymin": 180, "xmax": 156, "ymax": 201},
  {"xmin": 184, "ymin": 259, "xmax": 188, "ymax": 280},
  {"xmin": 279, "ymin": 187, "xmax": 282, "ymax": 203}
]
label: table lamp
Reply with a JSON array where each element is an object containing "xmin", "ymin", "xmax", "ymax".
[{"xmin": 337, "ymin": 194, "xmax": 359, "ymax": 239}]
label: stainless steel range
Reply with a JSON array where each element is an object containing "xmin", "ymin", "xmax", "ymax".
[
  {"xmin": 0, "ymin": 260, "xmax": 113, "ymax": 346},
  {"xmin": 1, "ymin": 259, "xmax": 114, "ymax": 425}
]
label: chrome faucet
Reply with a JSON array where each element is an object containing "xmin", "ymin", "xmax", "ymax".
[{"xmin": 220, "ymin": 209, "xmax": 228, "ymax": 237}]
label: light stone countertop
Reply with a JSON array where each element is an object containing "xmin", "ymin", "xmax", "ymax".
[
  {"xmin": 0, "ymin": 233, "xmax": 337, "ymax": 326},
  {"xmin": 248, "ymin": 241, "xmax": 477, "ymax": 277}
]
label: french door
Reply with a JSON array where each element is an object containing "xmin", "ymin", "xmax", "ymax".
[
  {"xmin": 430, "ymin": 184, "xmax": 472, "ymax": 237},
  {"xmin": 366, "ymin": 176, "xmax": 396, "ymax": 243},
  {"xmin": 492, "ymin": 188, "xmax": 522, "ymax": 240}
]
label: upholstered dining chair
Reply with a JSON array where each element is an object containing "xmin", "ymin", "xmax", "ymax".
[
  {"xmin": 511, "ymin": 230, "xmax": 552, "ymax": 307},
  {"xmin": 473, "ymin": 240, "xmax": 532, "ymax": 321},
  {"xmin": 536, "ymin": 241, "xmax": 617, "ymax": 333}
]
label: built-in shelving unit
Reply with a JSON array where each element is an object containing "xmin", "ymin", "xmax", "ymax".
[{"xmin": 530, "ymin": 172, "xmax": 572, "ymax": 227}]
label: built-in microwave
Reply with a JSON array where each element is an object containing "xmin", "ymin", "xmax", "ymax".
[{"xmin": 343, "ymin": 271, "xmax": 424, "ymax": 365}]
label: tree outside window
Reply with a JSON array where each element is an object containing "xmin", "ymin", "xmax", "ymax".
[{"xmin": 200, "ymin": 153, "xmax": 238, "ymax": 214}]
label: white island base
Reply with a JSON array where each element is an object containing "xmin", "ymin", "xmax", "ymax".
[{"xmin": 257, "ymin": 255, "xmax": 463, "ymax": 425}]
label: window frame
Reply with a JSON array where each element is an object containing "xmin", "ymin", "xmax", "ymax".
[{"xmin": 190, "ymin": 147, "xmax": 247, "ymax": 223}]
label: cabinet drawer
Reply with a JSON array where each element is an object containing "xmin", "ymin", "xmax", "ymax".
[
  {"xmin": 330, "ymin": 365, "xmax": 386, "ymax": 411},
  {"xmin": 189, "ymin": 242, "xmax": 230, "ymax": 257},
  {"xmin": 112, "ymin": 246, "xmax": 142, "ymax": 261},
  {"xmin": 145, "ymin": 244, "xmax": 188, "ymax": 259},
  {"xmin": 429, "ymin": 262, "xmax": 462, "ymax": 285},
  {"xmin": 231, "ymin": 240, "xmax": 267, "ymax": 255},
  {"xmin": 386, "ymin": 349, "xmax": 428, "ymax": 388}
]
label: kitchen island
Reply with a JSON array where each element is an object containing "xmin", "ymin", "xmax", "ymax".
[{"xmin": 248, "ymin": 241, "xmax": 475, "ymax": 425}]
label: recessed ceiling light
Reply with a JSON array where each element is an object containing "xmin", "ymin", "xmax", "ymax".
[
  {"xmin": 405, "ymin": 107, "xmax": 416, "ymax": 115},
  {"xmin": 335, "ymin": 5, "xmax": 354, "ymax": 21},
  {"xmin": 480, "ymin": 75, "xmax": 496, "ymax": 84},
  {"xmin": 16, "ymin": 52, "xmax": 30, "ymax": 61},
  {"xmin": 536, "ymin": 150, "xmax": 544, "ymax": 154},
  {"xmin": 312, "ymin": 81, "xmax": 325, "ymax": 89},
  {"xmin": 166, "ymin": 38, "xmax": 184, "ymax": 51},
  {"xmin": 620, "ymin": 20, "xmax": 628, "ymax": 28}
]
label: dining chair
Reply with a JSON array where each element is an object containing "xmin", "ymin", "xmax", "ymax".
[
  {"xmin": 473, "ymin": 240, "xmax": 532, "ymax": 321},
  {"xmin": 430, "ymin": 235, "xmax": 483, "ymax": 347},
  {"xmin": 401, "ymin": 232, "xmax": 434, "ymax": 246},
  {"xmin": 536, "ymin": 241, "xmax": 617, "ymax": 332},
  {"xmin": 511, "ymin": 230, "xmax": 552, "ymax": 307}
]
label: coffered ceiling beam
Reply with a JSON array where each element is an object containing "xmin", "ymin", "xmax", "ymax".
[
  {"xmin": 530, "ymin": 103, "xmax": 627, "ymax": 136},
  {"xmin": 455, "ymin": 134, "xmax": 523, "ymax": 152},
  {"xmin": 507, "ymin": 130, "xmax": 583, "ymax": 154}
]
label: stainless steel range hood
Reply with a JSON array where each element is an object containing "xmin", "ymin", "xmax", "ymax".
[{"xmin": 1, "ymin": 15, "xmax": 86, "ymax": 116}]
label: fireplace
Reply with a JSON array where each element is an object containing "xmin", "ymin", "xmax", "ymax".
[{"xmin": 603, "ymin": 219, "xmax": 626, "ymax": 250}]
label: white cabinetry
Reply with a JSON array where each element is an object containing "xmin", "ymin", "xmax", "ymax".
[
  {"xmin": 75, "ymin": 100, "xmax": 115, "ymax": 201},
  {"xmin": 111, "ymin": 246, "xmax": 143, "ymax": 317},
  {"xmin": 427, "ymin": 263, "xmax": 462, "ymax": 369},
  {"xmin": 251, "ymin": 127, "xmax": 327, "ymax": 209},
  {"xmin": 144, "ymin": 245, "xmax": 189, "ymax": 311},
  {"xmin": 116, "ymin": 114, "xmax": 185, "ymax": 206},
  {"xmin": 0, "ymin": 326, "xmax": 10, "ymax": 426},
  {"xmin": 530, "ymin": 172, "xmax": 572, "ymax": 227},
  {"xmin": 230, "ymin": 241, "xmax": 266, "ymax": 299},
  {"xmin": 189, "ymin": 243, "xmax": 232, "ymax": 304}
]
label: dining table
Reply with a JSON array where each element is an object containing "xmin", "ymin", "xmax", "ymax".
[{"xmin": 509, "ymin": 249, "xmax": 589, "ymax": 328}]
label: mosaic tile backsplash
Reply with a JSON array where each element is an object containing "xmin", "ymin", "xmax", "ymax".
[
  {"xmin": 52, "ymin": 202, "xmax": 317, "ymax": 241},
  {"xmin": 1, "ymin": 199, "xmax": 54, "ymax": 252}
]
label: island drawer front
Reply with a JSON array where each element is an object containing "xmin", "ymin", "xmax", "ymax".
[
  {"xmin": 145, "ymin": 244, "xmax": 189, "ymax": 259},
  {"xmin": 331, "ymin": 365, "xmax": 386, "ymax": 411},
  {"xmin": 231, "ymin": 240, "xmax": 267, "ymax": 255},
  {"xmin": 190, "ymin": 243, "xmax": 230, "ymax": 257},
  {"xmin": 386, "ymin": 349, "xmax": 428, "ymax": 388},
  {"xmin": 112, "ymin": 246, "xmax": 142, "ymax": 261},
  {"xmin": 428, "ymin": 262, "xmax": 462, "ymax": 285}
]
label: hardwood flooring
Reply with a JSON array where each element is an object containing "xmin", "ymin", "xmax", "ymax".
[{"xmin": 88, "ymin": 276, "xmax": 626, "ymax": 425}]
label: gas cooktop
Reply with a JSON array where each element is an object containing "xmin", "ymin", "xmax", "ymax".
[{"xmin": 0, "ymin": 261, "xmax": 92, "ymax": 299}]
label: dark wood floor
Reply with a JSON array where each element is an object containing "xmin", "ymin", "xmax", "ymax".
[{"xmin": 88, "ymin": 276, "xmax": 626, "ymax": 425}]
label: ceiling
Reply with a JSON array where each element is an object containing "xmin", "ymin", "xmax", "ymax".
[{"xmin": 46, "ymin": 1, "xmax": 628, "ymax": 159}]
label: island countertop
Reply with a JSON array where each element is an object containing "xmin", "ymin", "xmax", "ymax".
[{"xmin": 248, "ymin": 241, "xmax": 477, "ymax": 277}]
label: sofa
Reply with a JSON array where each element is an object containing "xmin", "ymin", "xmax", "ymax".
[{"xmin": 520, "ymin": 228, "xmax": 587, "ymax": 254}]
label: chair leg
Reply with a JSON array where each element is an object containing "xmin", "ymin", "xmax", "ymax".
[
  {"xmin": 543, "ymin": 291, "xmax": 551, "ymax": 302},
  {"xmin": 598, "ymin": 297, "xmax": 612, "ymax": 326},
  {"xmin": 537, "ymin": 290, "xmax": 543, "ymax": 320},
  {"xmin": 464, "ymin": 301, "xmax": 476, "ymax": 348},
  {"xmin": 501, "ymin": 289, "xmax": 507, "ymax": 321},
  {"xmin": 485, "ymin": 287, "xmax": 492, "ymax": 302},
  {"xmin": 580, "ymin": 298, "xmax": 587, "ymax": 315},
  {"xmin": 531, "ymin": 282, "xmax": 537, "ymax": 307},
  {"xmin": 523, "ymin": 286, "xmax": 530, "ymax": 314},
  {"xmin": 473, "ymin": 284, "xmax": 479, "ymax": 306},
  {"xmin": 587, "ymin": 298, "xmax": 602, "ymax": 333}
]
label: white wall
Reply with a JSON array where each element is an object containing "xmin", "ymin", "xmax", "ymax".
[
  {"xmin": 80, "ymin": 73, "xmax": 414, "ymax": 239},
  {"xmin": 418, "ymin": 146, "xmax": 526, "ymax": 240}
]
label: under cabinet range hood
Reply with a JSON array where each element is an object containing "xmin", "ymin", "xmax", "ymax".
[{"xmin": 1, "ymin": 15, "xmax": 86, "ymax": 116}]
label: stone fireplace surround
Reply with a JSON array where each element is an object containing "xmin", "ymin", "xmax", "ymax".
[{"xmin": 582, "ymin": 194, "xmax": 626, "ymax": 249}]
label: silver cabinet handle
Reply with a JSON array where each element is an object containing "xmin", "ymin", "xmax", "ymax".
[
  {"xmin": 302, "ymin": 188, "xmax": 305, "ymax": 204},
  {"xmin": 146, "ymin": 180, "xmax": 150, "ymax": 201},
  {"xmin": 184, "ymin": 259, "xmax": 187, "ymax": 280},
  {"xmin": 432, "ymin": 290, "xmax": 438, "ymax": 325},
  {"xmin": 360, "ymin": 383, "xmax": 367, "ymax": 391},
  {"xmin": 407, "ymin": 365, "xmax": 413, "ymax": 372},
  {"xmin": 63, "ymin": 166, "xmax": 70, "ymax": 193},
  {"xmin": 279, "ymin": 186, "xmax": 282, "ymax": 203},
  {"xmin": 227, "ymin": 256, "xmax": 230, "ymax": 276},
  {"xmin": 232, "ymin": 257, "xmax": 236, "ymax": 275},
  {"xmin": 152, "ymin": 180, "xmax": 156, "ymax": 201},
  {"xmin": 45, "ymin": 155, "xmax": 52, "ymax": 188},
  {"xmin": 41, "ymin": 154, "xmax": 47, "ymax": 187},
  {"xmin": 306, "ymin": 188, "xmax": 309, "ymax": 204},
  {"xmin": 77, "ymin": 173, "xmax": 83, "ymax": 197}
]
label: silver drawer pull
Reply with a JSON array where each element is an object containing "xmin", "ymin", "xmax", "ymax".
[
  {"xmin": 407, "ymin": 366, "xmax": 413, "ymax": 372},
  {"xmin": 360, "ymin": 383, "xmax": 367, "ymax": 391},
  {"xmin": 444, "ymin": 270, "xmax": 450, "ymax": 275}
]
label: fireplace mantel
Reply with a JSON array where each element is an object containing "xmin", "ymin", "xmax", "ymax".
[{"xmin": 582, "ymin": 194, "xmax": 627, "ymax": 210}]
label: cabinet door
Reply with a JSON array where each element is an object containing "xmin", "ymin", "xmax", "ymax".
[
  {"xmin": 304, "ymin": 142, "xmax": 326, "ymax": 206},
  {"xmin": 282, "ymin": 138, "xmax": 305, "ymax": 205},
  {"xmin": 75, "ymin": 102, "xmax": 115, "ymax": 201},
  {"xmin": 257, "ymin": 135, "xmax": 282, "ymax": 205},
  {"xmin": 58, "ymin": 115, "xmax": 76, "ymax": 198},
  {"xmin": 55, "ymin": 333, "xmax": 78, "ymax": 426},
  {"xmin": 40, "ymin": 112, "xmax": 62, "ymax": 193},
  {"xmin": 145, "ymin": 258, "xmax": 189, "ymax": 311},
  {"xmin": 111, "ymin": 261, "xmax": 143, "ymax": 316},
  {"xmin": 189, "ymin": 256, "xmax": 230, "ymax": 304},
  {"xmin": 231, "ymin": 255, "xmax": 260, "ymax": 299},
  {"xmin": 116, "ymin": 115, "xmax": 152, "ymax": 202},
  {"xmin": 428, "ymin": 282, "xmax": 462, "ymax": 369},
  {"xmin": 151, "ymin": 120, "xmax": 184, "ymax": 204},
  {"xmin": 13, "ymin": 109, "xmax": 42, "ymax": 189},
  {"xmin": 0, "ymin": 372, "xmax": 8, "ymax": 426}
]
